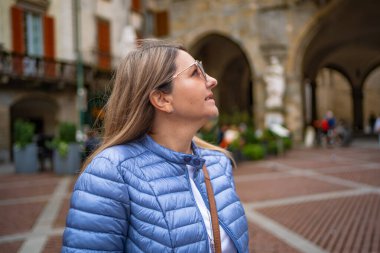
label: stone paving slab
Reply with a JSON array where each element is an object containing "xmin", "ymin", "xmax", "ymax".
[
  {"xmin": 236, "ymin": 144, "xmax": 380, "ymax": 253},
  {"xmin": 0, "ymin": 173, "xmax": 60, "ymax": 201},
  {"xmin": 0, "ymin": 183, "xmax": 58, "ymax": 201},
  {"xmin": 42, "ymin": 235, "xmax": 61, "ymax": 253},
  {"xmin": 325, "ymin": 169, "xmax": 380, "ymax": 187},
  {"xmin": 233, "ymin": 161, "xmax": 283, "ymax": 175},
  {"xmin": 0, "ymin": 240, "xmax": 23, "ymax": 253},
  {"xmin": 0, "ymin": 202, "xmax": 47, "ymax": 236},
  {"xmin": 249, "ymin": 222, "xmax": 300, "ymax": 253},
  {"xmin": 0, "ymin": 173, "xmax": 58, "ymax": 183},
  {"xmin": 258, "ymin": 194, "xmax": 380, "ymax": 253},
  {"xmin": 53, "ymin": 196, "xmax": 70, "ymax": 228},
  {"xmin": 236, "ymin": 175, "xmax": 350, "ymax": 202}
]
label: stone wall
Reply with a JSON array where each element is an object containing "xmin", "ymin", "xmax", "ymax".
[{"xmin": 167, "ymin": 0, "xmax": 320, "ymax": 140}]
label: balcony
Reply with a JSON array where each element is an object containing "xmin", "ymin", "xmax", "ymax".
[{"xmin": 0, "ymin": 51, "xmax": 108, "ymax": 90}]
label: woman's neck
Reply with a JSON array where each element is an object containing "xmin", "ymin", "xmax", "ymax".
[
  {"xmin": 150, "ymin": 117, "xmax": 202, "ymax": 154},
  {"xmin": 150, "ymin": 131, "xmax": 192, "ymax": 154}
]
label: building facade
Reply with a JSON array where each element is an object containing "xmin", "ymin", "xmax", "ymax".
[
  {"xmin": 0, "ymin": 0, "xmax": 135, "ymax": 163},
  {"xmin": 155, "ymin": 0, "xmax": 380, "ymax": 138}
]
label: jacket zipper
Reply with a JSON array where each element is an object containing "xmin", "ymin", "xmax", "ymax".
[
  {"xmin": 184, "ymin": 167, "xmax": 211, "ymax": 253},
  {"xmin": 193, "ymin": 169, "xmax": 243, "ymax": 253}
]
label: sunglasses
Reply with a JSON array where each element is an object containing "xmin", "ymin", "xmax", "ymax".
[{"xmin": 170, "ymin": 60, "xmax": 207, "ymax": 82}]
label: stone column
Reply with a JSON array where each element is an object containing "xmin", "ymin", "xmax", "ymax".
[
  {"xmin": 254, "ymin": 75, "xmax": 266, "ymax": 130},
  {"xmin": 352, "ymin": 85, "xmax": 363, "ymax": 131},
  {"xmin": 263, "ymin": 55, "xmax": 286, "ymax": 127},
  {"xmin": 285, "ymin": 74, "xmax": 304, "ymax": 142},
  {"xmin": 310, "ymin": 80, "xmax": 317, "ymax": 123}
]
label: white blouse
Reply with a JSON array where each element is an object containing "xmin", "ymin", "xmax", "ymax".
[{"xmin": 187, "ymin": 165, "xmax": 237, "ymax": 253}]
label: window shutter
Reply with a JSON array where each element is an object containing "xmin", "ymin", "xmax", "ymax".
[
  {"xmin": 97, "ymin": 19, "xmax": 111, "ymax": 70},
  {"xmin": 131, "ymin": 0, "xmax": 141, "ymax": 12},
  {"xmin": 11, "ymin": 5, "xmax": 24, "ymax": 75},
  {"xmin": 43, "ymin": 16, "xmax": 55, "ymax": 58},
  {"xmin": 11, "ymin": 5, "xmax": 25, "ymax": 54},
  {"xmin": 44, "ymin": 15, "xmax": 55, "ymax": 77},
  {"xmin": 155, "ymin": 11, "xmax": 169, "ymax": 37}
]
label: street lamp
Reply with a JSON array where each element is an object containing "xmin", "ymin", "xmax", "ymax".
[{"xmin": 74, "ymin": 0, "xmax": 85, "ymax": 140}]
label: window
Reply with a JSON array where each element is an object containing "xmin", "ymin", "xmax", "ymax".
[
  {"xmin": 145, "ymin": 10, "xmax": 169, "ymax": 37},
  {"xmin": 11, "ymin": 4, "xmax": 55, "ymax": 76},
  {"xmin": 25, "ymin": 12, "xmax": 44, "ymax": 57},
  {"xmin": 11, "ymin": 5, "xmax": 55, "ymax": 58}
]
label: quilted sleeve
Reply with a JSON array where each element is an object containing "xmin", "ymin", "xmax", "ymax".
[{"xmin": 62, "ymin": 157, "xmax": 130, "ymax": 252}]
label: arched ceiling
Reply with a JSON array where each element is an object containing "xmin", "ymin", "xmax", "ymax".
[
  {"xmin": 189, "ymin": 33, "xmax": 253, "ymax": 114},
  {"xmin": 303, "ymin": 0, "xmax": 380, "ymax": 86},
  {"xmin": 189, "ymin": 33, "xmax": 251, "ymax": 78}
]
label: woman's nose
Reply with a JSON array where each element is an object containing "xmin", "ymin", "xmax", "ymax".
[{"xmin": 206, "ymin": 74, "xmax": 217, "ymax": 89}]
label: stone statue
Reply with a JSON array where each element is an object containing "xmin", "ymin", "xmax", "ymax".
[{"xmin": 263, "ymin": 56, "xmax": 285, "ymax": 109}]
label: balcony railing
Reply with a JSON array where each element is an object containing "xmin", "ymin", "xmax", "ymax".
[
  {"xmin": 0, "ymin": 51, "xmax": 78, "ymax": 82},
  {"xmin": 0, "ymin": 51, "xmax": 109, "ymax": 86}
]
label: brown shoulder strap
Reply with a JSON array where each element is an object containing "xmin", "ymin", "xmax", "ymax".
[{"xmin": 202, "ymin": 165, "xmax": 222, "ymax": 253}]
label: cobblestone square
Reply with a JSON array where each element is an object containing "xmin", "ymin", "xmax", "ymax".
[{"xmin": 0, "ymin": 141, "xmax": 379, "ymax": 252}]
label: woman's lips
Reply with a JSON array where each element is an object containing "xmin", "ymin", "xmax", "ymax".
[{"xmin": 205, "ymin": 94, "xmax": 214, "ymax": 101}]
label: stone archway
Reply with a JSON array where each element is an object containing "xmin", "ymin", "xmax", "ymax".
[
  {"xmin": 188, "ymin": 33, "xmax": 253, "ymax": 119},
  {"xmin": 363, "ymin": 65, "xmax": 380, "ymax": 133},
  {"xmin": 11, "ymin": 96, "xmax": 58, "ymax": 134},
  {"xmin": 10, "ymin": 95, "xmax": 59, "ymax": 160},
  {"xmin": 315, "ymin": 68, "xmax": 353, "ymax": 125},
  {"xmin": 299, "ymin": 0, "xmax": 380, "ymax": 132}
]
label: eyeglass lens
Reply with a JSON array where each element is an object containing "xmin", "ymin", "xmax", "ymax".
[{"xmin": 197, "ymin": 61, "xmax": 207, "ymax": 81}]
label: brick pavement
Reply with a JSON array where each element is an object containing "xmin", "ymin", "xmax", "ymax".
[
  {"xmin": 235, "ymin": 142, "xmax": 380, "ymax": 253},
  {"xmin": 0, "ymin": 140, "xmax": 379, "ymax": 252}
]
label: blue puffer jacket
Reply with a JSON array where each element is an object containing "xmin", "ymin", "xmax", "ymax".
[{"xmin": 62, "ymin": 135, "xmax": 249, "ymax": 252}]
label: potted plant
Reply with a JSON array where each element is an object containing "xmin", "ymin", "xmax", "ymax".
[
  {"xmin": 242, "ymin": 144, "xmax": 265, "ymax": 161},
  {"xmin": 52, "ymin": 122, "xmax": 81, "ymax": 174},
  {"xmin": 13, "ymin": 119, "xmax": 39, "ymax": 173}
]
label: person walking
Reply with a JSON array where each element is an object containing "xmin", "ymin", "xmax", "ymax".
[
  {"xmin": 83, "ymin": 129, "xmax": 100, "ymax": 158},
  {"xmin": 369, "ymin": 112, "xmax": 376, "ymax": 134},
  {"xmin": 374, "ymin": 114, "xmax": 380, "ymax": 147},
  {"xmin": 62, "ymin": 39, "xmax": 249, "ymax": 253}
]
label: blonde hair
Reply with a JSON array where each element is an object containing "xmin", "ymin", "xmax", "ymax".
[{"xmin": 83, "ymin": 39, "xmax": 235, "ymax": 170}]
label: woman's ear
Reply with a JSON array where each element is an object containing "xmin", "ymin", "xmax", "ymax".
[{"xmin": 149, "ymin": 90, "xmax": 174, "ymax": 113}]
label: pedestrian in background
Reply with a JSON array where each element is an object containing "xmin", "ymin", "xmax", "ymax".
[
  {"xmin": 369, "ymin": 112, "xmax": 376, "ymax": 134},
  {"xmin": 83, "ymin": 129, "xmax": 100, "ymax": 158},
  {"xmin": 62, "ymin": 39, "xmax": 249, "ymax": 253},
  {"xmin": 374, "ymin": 114, "xmax": 380, "ymax": 147}
]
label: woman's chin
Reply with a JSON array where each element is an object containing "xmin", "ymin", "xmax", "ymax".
[{"xmin": 207, "ymin": 108, "xmax": 219, "ymax": 119}]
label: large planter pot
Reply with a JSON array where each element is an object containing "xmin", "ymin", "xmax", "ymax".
[
  {"xmin": 13, "ymin": 143, "xmax": 39, "ymax": 173},
  {"xmin": 53, "ymin": 143, "xmax": 81, "ymax": 175}
]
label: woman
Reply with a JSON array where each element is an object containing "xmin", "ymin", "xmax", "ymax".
[{"xmin": 62, "ymin": 39, "xmax": 249, "ymax": 253}]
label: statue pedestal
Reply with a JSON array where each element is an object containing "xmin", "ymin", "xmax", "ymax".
[{"xmin": 265, "ymin": 111, "xmax": 284, "ymax": 128}]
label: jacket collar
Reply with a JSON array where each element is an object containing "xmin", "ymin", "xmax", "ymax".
[{"xmin": 139, "ymin": 134, "xmax": 205, "ymax": 168}]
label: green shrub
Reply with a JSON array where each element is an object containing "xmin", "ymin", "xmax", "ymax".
[
  {"xmin": 267, "ymin": 140, "xmax": 278, "ymax": 155},
  {"xmin": 228, "ymin": 138, "xmax": 241, "ymax": 152},
  {"xmin": 262, "ymin": 128, "xmax": 277, "ymax": 141},
  {"xmin": 242, "ymin": 144, "xmax": 265, "ymax": 160},
  {"xmin": 51, "ymin": 122, "xmax": 77, "ymax": 157},
  {"xmin": 219, "ymin": 111, "xmax": 251, "ymax": 126},
  {"xmin": 199, "ymin": 131, "xmax": 217, "ymax": 144},
  {"xmin": 283, "ymin": 137, "xmax": 292, "ymax": 150},
  {"xmin": 13, "ymin": 119, "xmax": 35, "ymax": 148},
  {"xmin": 241, "ymin": 127, "xmax": 258, "ymax": 144},
  {"xmin": 59, "ymin": 122, "xmax": 76, "ymax": 143}
]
